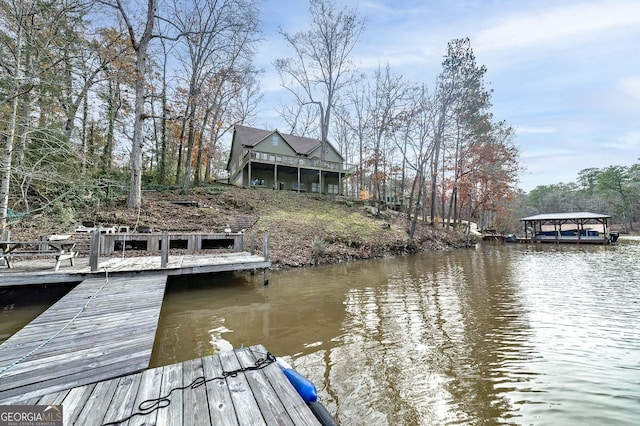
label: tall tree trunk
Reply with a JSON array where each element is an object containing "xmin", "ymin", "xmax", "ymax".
[
  {"xmin": 409, "ymin": 171, "xmax": 424, "ymax": 240},
  {"xmin": 159, "ymin": 52, "xmax": 168, "ymax": 185},
  {"xmin": 194, "ymin": 107, "xmax": 212, "ymax": 186},
  {"xmin": 125, "ymin": 0, "xmax": 156, "ymax": 210},
  {"xmin": 103, "ymin": 80, "xmax": 116, "ymax": 171},
  {"xmin": 0, "ymin": 97, "xmax": 19, "ymax": 232},
  {"xmin": 175, "ymin": 110, "xmax": 189, "ymax": 184},
  {"xmin": 0, "ymin": 15, "xmax": 24, "ymax": 231},
  {"xmin": 430, "ymin": 131, "xmax": 442, "ymax": 225},
  {"xmin": 181, "ymin": 103, "xmax": 198, "ymax": 193},
  {"xmin": 358, "ymin": 133, "xmax": 364, "ymax": 197},
  {"xmin": 440, "ymin": 138, "xmax": 447, "ymax": 227},
  {"xmin": 82, "ymin": 83, "xmax": 89, "ymax": 172}
]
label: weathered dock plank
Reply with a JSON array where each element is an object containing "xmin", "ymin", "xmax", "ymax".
[
  {"xmin": 0, "ymin": 274, "xmax": 168, "ymax": 402},
  {"xmin": 202, "ymin": 354, "xmax": 238, "ymax": 426},
  {"xmin": 101, "ymin": 373, "xmax": 143, "ymax": 425},
  {"xmin": 5, "ymin": 346, "xmax": 325, "ymax": 425},
  {"xmin": 220, "ymin": 348, "xmax": 268, "ymax": 426},
  {"xmin": 183, "ymin": 358, "xmax": 211, "ymax": 425},
  {"xmin": 75, "ymin": 379, "xmax": 120, "ymax": 425},
  {"xmin": 126, "ymin": 366, "xmax": 163, "ymax": 426},
  {"xmin": 248, "ymin": 346, "xmax": 321, "ymax": 426},
  {"xmin": 236, "ymin": 348, "xmax": 296, "ymax": 426},
  {"xmin": 156, "ymin": 362, "xmax": 183, "ymax": 426}
]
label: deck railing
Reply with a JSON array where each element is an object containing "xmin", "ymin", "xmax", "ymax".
[{"xmin": 238, "ymin": 150, "xmax": 354, "ymax": 174}]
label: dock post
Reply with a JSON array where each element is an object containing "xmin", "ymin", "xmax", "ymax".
[
  {"xmin": 263, "ymin": 233, "xmax": 270, "ymax": 285},
  {"xmin": 39, "ymin": 234, "xmax": 49, "ymax": 252},
  {"xmin": 89, "ymin": 230, "xmax": 100, "ymax": 272},
  {"xmin": 250, "ymin": 232, "xmax": 256, "ymax": 255},
  {"xmin": 161, "ymin": 230, "xmax": 169, "ymax": 268},
  {"xmin": 0, "ymin": 230, "xmax": 8, "ymax": 267}
]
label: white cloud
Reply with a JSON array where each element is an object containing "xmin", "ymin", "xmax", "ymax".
[
  {"xmin": 606, "ymin": 131, "xmax": 640, "ymax": 150},
  {"xmin": 617, "ymin": 77, "xmax": 640, "ymax": 102},
  {"xmin": 517, "ymin": 126, "xmax": 557, "ymax": 135},
  {"xmin": 474, "ymin": 0, "xmax": 640, "ymax": 54}
]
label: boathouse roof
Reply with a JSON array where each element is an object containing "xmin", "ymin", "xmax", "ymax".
[{"xmin": 520, "ymin": 212, "xmax": 611, "ymax": 221}]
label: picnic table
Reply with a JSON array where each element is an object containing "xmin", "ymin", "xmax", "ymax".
[{"xmin": 0, "ymin": 235, "xmax": 77, "ymax": 271}]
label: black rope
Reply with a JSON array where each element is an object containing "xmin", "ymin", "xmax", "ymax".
[{"xmin": 103, "ymin": 351, "xmax": 277, "ymax": 426}]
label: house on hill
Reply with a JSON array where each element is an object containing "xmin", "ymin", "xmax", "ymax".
[{"xmin": 226, "ymin": 124, "xmax": 352, "ymax": 195}]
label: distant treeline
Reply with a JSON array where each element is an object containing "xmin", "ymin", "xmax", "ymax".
[{"xmin": 519, "ymin": 164, "xmax": 640, "ymax": 231}]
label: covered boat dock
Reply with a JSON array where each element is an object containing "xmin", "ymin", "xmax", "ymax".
[{"xmin": 520, "ymin": 212, "xmax": 618, "ymax": 244}]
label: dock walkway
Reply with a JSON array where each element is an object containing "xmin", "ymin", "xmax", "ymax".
[
  {"xmin": 0, "ymin": 252, "xmax": 270, "ymax": 287},
  {"xmin": 0, "ymin": 273, "xmax": 168, "ymax": 402},
  {"xmin": 3, "ymin": 345, "xmax": 321, "ymax": 426}
]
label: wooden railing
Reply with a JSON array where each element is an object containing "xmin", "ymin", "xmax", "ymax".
[{"xmin": 238, "ymin": 150, "xmax": 354, "ymax": 173}]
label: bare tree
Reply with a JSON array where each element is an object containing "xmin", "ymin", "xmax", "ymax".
[
  {"xmin": 99, "ymin": 0, "xmax": 157, "ymax": 210},
  {"xmin": 92, "ymin": 29, "xmax": 135, "ymax": 172},
  {"xmin": 341, "ymin": 77, "xmax": 371, "ymax": 196},
  {"xmin": 199, "ymin": 64, "xmax": 262, "ymax": 183},
  {"xmin": 166, "ymin": 0, "xmax": 260, "ymax": 192},
  {"xmin": 396, "ymin": 84, "xmax": 436, "ymax": 239},
  {"xmin": 366, "ymin": 63, "xmax": 410, "ymax": 204},
  {"xmin": 275, "ymin": 0, "xmax": 365, "ymax": 161}
]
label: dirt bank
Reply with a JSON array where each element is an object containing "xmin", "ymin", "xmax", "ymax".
[{"xmin": 6, "ymin": 184, "xmax": 467, "ymax": 269}]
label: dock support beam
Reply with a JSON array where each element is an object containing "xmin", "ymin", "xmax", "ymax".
[
  {"xmin": 263, "ymin": 233, "xmax": 270, "ymax": 285},
  {"xmin": 161, "ymin": 230, "xmax": 169, "ymax": 268},
  {"xmin": 89, "ymin": 230, "xmax": 100, "ymax": 272},
  {"xmin": 0, "ymin": 230, "xmax": 8, "ymax": 267}
]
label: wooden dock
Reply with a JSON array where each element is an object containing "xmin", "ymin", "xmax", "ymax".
[
  {"xmin": 0, "ymin": 274, "xmax": 168, "ymax": 402},
  {"xmin": 2, "ymin": 345, "xmax": 322, "ymax": 426},
  {"xmin": 0, "ymin": 252, "xmax": 271, "ymax": 287}
]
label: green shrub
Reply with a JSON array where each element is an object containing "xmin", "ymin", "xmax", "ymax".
[{"xmin": 312, "ymin": 236, "xmax": 327, "ymax": 257}]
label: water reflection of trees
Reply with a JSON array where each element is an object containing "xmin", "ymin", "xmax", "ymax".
[{"xmin": 311, "ymin": 247, "xmax": 536, "ymax": 425}]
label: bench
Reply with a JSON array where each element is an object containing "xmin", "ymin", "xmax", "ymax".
[{"xmin": 0, "ymin": 239, "xmax": 77, "ymax": 271}]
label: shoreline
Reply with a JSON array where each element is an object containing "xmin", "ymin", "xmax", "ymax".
[{"xmin": 3, "ymin": 186, "xmax": 469, "ymax": 271}]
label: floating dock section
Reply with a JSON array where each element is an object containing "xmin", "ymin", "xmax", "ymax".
[
  {"xmin": 1, "ymin": 345, "xmax": 323, "ymax": 426},
  {"xmin": 0, "ymin": 274, "xmax": 168, "ymax": 402}
]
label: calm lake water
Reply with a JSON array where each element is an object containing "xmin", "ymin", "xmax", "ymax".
[
  {"xmin": 2, "ymin": 240, "xmax": 639, "ymax": 425},
  {"xmin": 150, "ymin": 239, "xmax": 640, "ymax": 425}
]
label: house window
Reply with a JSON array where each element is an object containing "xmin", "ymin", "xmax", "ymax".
[
  {"xmin": 311, "ymin": 182, "xmax": 319, "ymax": 193},
  {"xmin": 272, "ymin": 135, "xmax": 278, "ymax": 146},
  {"xmin": 328, "ymin": 184, "xmax": 339, "ymax": 194}
]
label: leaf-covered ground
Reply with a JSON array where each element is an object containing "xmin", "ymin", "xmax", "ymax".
[{"xmin": 7, "ymin": 184, "xmax": 466, "ymax": 269}]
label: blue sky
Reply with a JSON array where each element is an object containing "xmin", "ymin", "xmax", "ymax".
[{"xmin": 254, "ymin": 0, "xmax": 640, "ymax": 192}]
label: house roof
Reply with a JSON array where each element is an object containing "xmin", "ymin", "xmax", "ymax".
[
  {"xmin": 520, "ymin": 212, "xmax": 611, "ymax": 221},
  {"xmin": 233, "ymin": 124, "xmax": 342, "ymax": 158}
]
